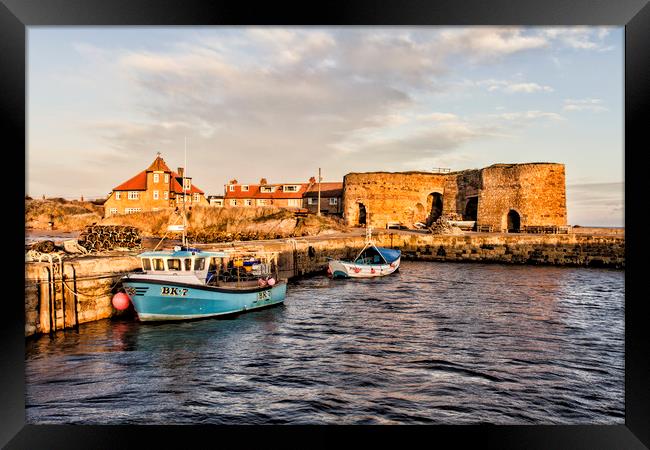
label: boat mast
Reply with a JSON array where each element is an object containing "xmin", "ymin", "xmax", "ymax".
[{"xmin": 182, "ymin": 137, "xmax": 187, "ymax": 248}]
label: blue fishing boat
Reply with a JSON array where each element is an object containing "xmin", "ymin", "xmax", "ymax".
[
  {"xmin": 120, "ymin": 144, "xmax": 286, "ymax": 321},
  {"xmin": 327, "ymin": 227, "xmax": 401, "ymax": 278},
  {"xmin": 122, "ymin": 247, "xmax": 286, "ymax": 321}
]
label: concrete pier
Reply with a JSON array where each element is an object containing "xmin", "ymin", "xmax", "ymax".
[{"xmin": 24, "ymin": 230, "xmax": 624, "ymax": 337}]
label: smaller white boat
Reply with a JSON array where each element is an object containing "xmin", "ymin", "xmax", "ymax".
[{"xmin": 327, "ymin": 227, "xmax": 401, "ymax": 278}]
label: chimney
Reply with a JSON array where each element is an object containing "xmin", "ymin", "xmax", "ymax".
[{"xmin": 178, "ymin": 167, "xmax": 184, "ymax": 178}]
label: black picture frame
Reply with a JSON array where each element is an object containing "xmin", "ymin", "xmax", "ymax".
[{"xmin": 2, "ymin": 0, "xmax": 647, "ymax": 448}]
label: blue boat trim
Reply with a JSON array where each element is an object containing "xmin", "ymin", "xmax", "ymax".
[{"xmin": 123, "ymin": 277, "xmax": 282, "ymax": 293}]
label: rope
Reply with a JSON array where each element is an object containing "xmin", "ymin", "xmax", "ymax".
[
  {"xmin": 24, "ymin": 271, "xmax": 134, "ymax": 288},
  {"xmin": 60, "ymin": 277, "xmax": 123, "ymax": 299}
]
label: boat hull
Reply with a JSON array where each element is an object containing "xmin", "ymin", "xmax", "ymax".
[
  {"xmin": 328, "ymin": 257, "xmax": 400, "ymax": 278},
  {"xmin": 122, "ymin": 278, "xmax": 287, "ymax": 321}
]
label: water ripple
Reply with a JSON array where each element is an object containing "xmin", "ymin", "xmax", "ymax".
[{"xmin": 25, "ymin": 261, "xmax": 624, "ymax": 425}]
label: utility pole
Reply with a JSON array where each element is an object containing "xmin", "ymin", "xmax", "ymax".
[{"xmin": 317, "ymin": 168, "xmax": 322, "ymax": 216}]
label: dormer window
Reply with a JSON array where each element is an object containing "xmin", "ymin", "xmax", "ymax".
[
  {"xmin": 283, "ymin": 185, "xmax": 299, "ymax": 192},
  {"xmin": 184, "ymin": 179, "xmax": 191, "ymax": 190},
  {"xmin": 260, "ymin": 186, "xmax": 274, "ymax": 193},
  {"xmin": 241, "ymin": 185, "xmax": 249, "ymax": 192},
  {"xmin": 115, "ymin": 192, "xmax": 121, "ymax": 200},
  {"xmin": 229, "ymin": 185, "xmax": 235, "ymax": 192}
]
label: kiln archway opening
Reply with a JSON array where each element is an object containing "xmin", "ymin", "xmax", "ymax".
[
  {"xmin": 427, "ymin": 193, "xmax": 443, "ymax": 225},
  {"xmin": 464, "ymin": 197, "xmax": 478, "ymax": 221},
  {"xmin": 507, "ymin": 210, "xmax": 521, "ymax": 233},
  {"xmin": 358, "ymin": 203, "xmax": 367, "ymax": 226}
]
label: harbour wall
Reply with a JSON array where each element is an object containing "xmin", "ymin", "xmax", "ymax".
[{"xmin": 24, "ymin": 231, "xmax": 624, "ymax": 337}]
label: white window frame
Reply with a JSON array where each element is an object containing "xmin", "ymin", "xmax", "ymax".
[
  {"xmin": 229, "ymin": 185, "xmax": 235, "ymax": 192},
  {"xmin": 125, "ymin": 207, "xmax": 141, "ymax": 214},
  {"xmin": 307, "ymin": 197, "xmax": 316, "ymax": 205},
  {"xmin": 184, "ymin": 179, "xmax": 192, "ymax": 190},
  {"xmin": 241, "ymin": 185, "xmax": 249, "ymax": 192},
  {"xmin": 288, "ymin": 199, "xmax": 301, "ymax": 207},
  {"xmin": 163, "ymin": 191, "xmax": 168, "ymax": 200},
  {"xmin": 329, "ymin": 198, "xmax": 338, "ymax": 205},
  {"xmin": 153, "ymin": 173, "xmax": 159, "ymax": 183},
  {"xmin": 194, "ymin": 193, "xmax": 200, "ymax": 202},
  {"xmin": 283, "ymin": 185, "xmax": 299, "ymax": 192},
  {"xmin": 115, "ymin": 192, "xmax": 121, "ymax": 200},
  {"xmin": 244, "ymin": 199, "xmax": 252, "ymax": 206},
  {"xmin": 260, "ymin": 186, "xmax": 273, "ymax": 193},
  {"xmin": 230, "ymin": 199, "xmax": 238, "ymax": 206},
  {"xmin": 164, "ymin": 174, "xmax": 169, "ymax": 183},
  {"xmin": 153, "ymin": 190, "xmax": 159, "ymax": 200},
  {"xmin": 215, "ymin": 200, "xmax": 223, "ymax": 207},
  {"xmin": 128, "ymin": 191, "xmax": 139, "ymax": 200},
  {"xmin": 109, "ymin": 208, "xmax": 118, "ymax": 215},
  {"xmin": 256, "ymin": 199, "xmax": 268, "ymax": 206}
]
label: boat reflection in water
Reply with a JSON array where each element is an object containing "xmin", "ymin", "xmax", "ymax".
[{"xmin": 122, "ymin": 247, "xmax": 287, "ymax": 322}]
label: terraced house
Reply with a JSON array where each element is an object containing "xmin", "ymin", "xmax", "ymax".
[
  {"xmin": 104, "ymin": 154, "xmax": 208, "ymax": 217},
  {"xmin": 224, "ymin": 178, "xmax": 343, "ymax": 215}
]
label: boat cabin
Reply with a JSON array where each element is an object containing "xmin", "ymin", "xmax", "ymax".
[
  {"xmin": 353, "ymin": 244, "xmax": 400, "ymax": 265},
  {"xmin": 137, "ymin": 248, "xmax": 280, "ymax": 286}
]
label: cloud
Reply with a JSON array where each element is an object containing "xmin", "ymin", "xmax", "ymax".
[
  {"xmin": 542, "ymin": 27, "xmax": 613, "ymax": 51},
  {"xmin": 492, "ymin": 110, "xmax": 565, "ymax": 121},
  {"xmin": 478, "ymin": 79, "xmax": 554, "ymax": 93},
  {"xmin": 416, "ymin": 112, "xmax": 459, "ymax": 121},
  {"xmin": 438, "ymin": 28, "xmax": 548, "ymax": 60},
  {"xmin": 29, "ymin": 27, "xmax": 620, "ymax": 196},
  {"xmin": 563, "ymin": 98, "xmax": 608, "ymax": 112}
]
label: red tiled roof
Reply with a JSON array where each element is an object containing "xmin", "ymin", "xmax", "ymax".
[
  {"xmin": 112, "ymin": 158, "xmax": 205, "ymax": 194},
  {"xmin": 171, "ymin": 172, "xmax": 204, "ymax": 195},
  {"xmin": 113, "ymin": 170, "xmax": 147, "ymax": 191},
  {"xmin": 146, "ymin": 155, "xmax": 172, "ymax": 172},
  {"xmin": 225, "ymin": 183, "xmax": 310, "ymax": 199},
  {"xmin": 304, "ymin": 182, "xmax": 343, "ymax": 197}
]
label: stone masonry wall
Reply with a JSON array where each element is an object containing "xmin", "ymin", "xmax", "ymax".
[
  {"xmin": 343, "ymin": 163, "xmax": 567, "ymax": 230},
  {"xmin": 343, "ymin": 172, "xmax": 447, "ymax": 228},
  {"xmin": 477, "ymin": 163, "xmax": 567, "ymax": 231}
]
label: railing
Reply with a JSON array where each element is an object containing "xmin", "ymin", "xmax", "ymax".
[
  {"xmin": 521, "ymin": 225, "xmax": 571, "ymax": 234},
  {"xmin": 476, "ymin": 225, "xmax": 493, "ymax": 233},
  {"xmin": 431, "ymin": 167, "xmax": 451, "ymax": 173}
]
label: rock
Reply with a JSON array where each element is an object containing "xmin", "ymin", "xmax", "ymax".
[{"xmin": 429, "ymin": 217, "xmax": 464, "ymax": 235}]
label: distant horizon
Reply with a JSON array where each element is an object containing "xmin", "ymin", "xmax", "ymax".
[{"xmin": 27, "ymin": 26, "xmax": 624, "ymax": 226}]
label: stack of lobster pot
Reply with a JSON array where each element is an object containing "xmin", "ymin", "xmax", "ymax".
[{"xmin": 77, "ymin": 225, "xmax": 142, "ymax": 252}]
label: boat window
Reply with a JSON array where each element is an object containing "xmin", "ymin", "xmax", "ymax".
[
  {"xmin": 183, "ymin": 258, "xmax": 192, "ymax": 271},
  {"xmin": 152, "ymin": 258, "xmax": 165, "ymax": 271},
  {"xmin": 167, "ymin": 258, "xmax": 182, "ymax": 271},
  {"xmin": 208, "ymin": 258, "xmax": 219, "ymax": 272},
  {"xmin": 194, "ymin": 258, "xmax": 205, "ymax": 271},
  {"xmin": 142, "ymin": 258, "xmax": 152, "ymax": 271}
]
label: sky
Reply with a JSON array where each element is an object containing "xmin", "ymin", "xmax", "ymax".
[{"xmin": 27, "ymin": 27, "xmax": 624, "ymax": 226}]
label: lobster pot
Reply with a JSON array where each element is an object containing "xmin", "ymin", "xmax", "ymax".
[{"xmin": 77, "ymin": 225, "xmax": 142, "ymax": 252}]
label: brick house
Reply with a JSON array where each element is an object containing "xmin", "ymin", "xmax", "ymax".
[
  {"xmin": 103, "ymin": 154, "xmax": 208, "ymax": 217},
  {"xmin": 303, "ymin": 181, "xmax": 343, "ymax": 216},
  {"xmin": 224, "ymin": 179, "xmax": 309, "ymax": 209},
  {"xmin": 224, "ymin": 178, "xmax": 343, "ymax": 215}
]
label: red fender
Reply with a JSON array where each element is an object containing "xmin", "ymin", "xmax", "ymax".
[{"xmin": 353, "ymin": 267, "xmax": 361, "ymax": 273}]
